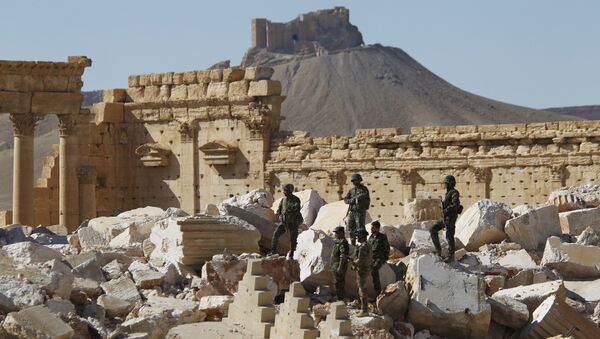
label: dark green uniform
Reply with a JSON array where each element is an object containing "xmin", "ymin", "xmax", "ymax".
[
  {"xmin": 271, "ymin": 194, "xmax": 303, "ymax": 253},
  {"xmin": 368, "ymin": 232, "xmax": 390, "ymax": 296},
  {"xmin": 430, "ymin": 188, "xmax": 461, "ymax": 257},
  {"xmin": 344, "ymin": 185, "xmax": 370, "ymax": 244},
  {"xmin": 330, "ymin": 238, "xmax": 350, "ymax": 300},
  {"xmin": 353, "ymin": 241, "xmax": 372, "ymax": 313}
]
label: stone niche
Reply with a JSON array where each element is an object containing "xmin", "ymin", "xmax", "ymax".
[
  {"xmin": 199, "ymin": 141, "xmax": 237, "ymax": 165},
  {"xmin": 135, "ymin": 143, "xmax": 171, "ymax": 167}
]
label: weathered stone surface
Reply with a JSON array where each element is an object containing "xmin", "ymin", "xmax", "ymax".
[
  {"xmin": 319, "ymin": 301, "xmax": 354, "ymax": 338},
  {"xmin": 129, "ymin": 260, "xmax": 165, "ymax": 289},
  {"xmin": 294, "ymin": 229, "xmax": 335, "ymax": 292},
  {"xmin": 0, "ymin": 276, "xmax": 45, "ymax": 309},
  {"xmin": 71, "ymin": 277, "xmax": 102, "ymax": 299},
  {"xmin": 350, "ymin": 313, "xmax": 393, "ymax": 338},
  {"xmin": 2, "ymin": 241, "xmax": 63, "ymax": 265},
  {"xmin": 402, "ymin": 198, "xmax": 442, "ymax": 223},
  {"xmin": 102, "ymin": 259, "xmax": 124, "ymax": 280},
  {"xmin": 455, "ymin": 199, "xmax": 512, "ymax": 251},
  {"xmin": 272, "ymin": 189, "xmax": 326, "ymax": 227},
  {"xmin": 564, "ymin": 279, "xmax": 600, "ymax": 302},
  {"xmin": 311, "ymin": 200, "xmax": 372, "ymax": 235},
  {"xmin": 100, "ymin": 275, "xmax": 141, "ymax": 303},
  {"xmin": 475, "ymin": 248, "xmax": 537, "ymax": 271},
  {"xmin": 408, "ymin": 229, "xmax": 448, "ymax": 255},
  {"xmin": 492, "ymin": 280, "xmax": 566, "ymax": 312},
  {"xmin": 222, "ymin": 188, "xmax": 276, "ymax": 221},
  {"xmin": 248, "ymin": 79, "xmax": 281, "ymax": 96},
  {"xmin": 577, "ymin": 226, "xmax": 600, "ymax": 246},
  {"xmin": 380, "ymin": 225, "xmax": 407, "ymax": 252},
  {"xmin": 77, "ymin": 226, "xmax": 108, "ymax": 250},
  {"xmin": 405, "ymin": 254, "xmax": 490, "ymax": 338},
  {"xmin": 394, "ymin": 221, "xmax": 437, "ymax": 246},
  {"xmin": 198, "ymin": 295, "xmax": 234, "ymax": 317},
  {"xmin": 3, "ymin": 305, "xmax": 74, "ymax": 339},
  {"xmin": 542, "ymin": 236, "xmax": 600, "ymax": 279},
  {"xmin": 376, "ymin": 281, "xmax": 409, "ymax": 321},
  {"xmin": 505, "ymin": 205, "xmax": 561, "ymax": 250},
  {"xmin": 45, "ymin": 299, "xmax": 75, "ymax": 317},
  {"xmin": 138, "ymin": 295, "xmax": 206, "ymax": 326},
  {"xmin": 559, "ymin": 207, "xmax": 600, "ymax": 235},
  {"xmin": 73, "ymin": 258, "xmax": 106, "ymax": 282},
  {"xmin": 484, "ymin": 275, "xmax": 506, "ymax": 295},
  {"xmin": 487, "ymin": 295, "xmax": 529, "ymax": 329},
  {"xmin": 549, "ymin": 184, "xmax": 600, "ymax": 211}
]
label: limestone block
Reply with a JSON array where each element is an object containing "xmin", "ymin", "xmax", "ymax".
[
  {"xmin": 149, "ymin": 215, "xmax": 260, "ymax": 270},
  {"xmin": 225, "ymin": 259, "xmax": 276, "ymax": 338},
  {"xmin": 541, "ymin": 236, "xmax": 600, "ymax": 279},
  {"xmin": 187, "ymin": 83, "xmax": 207, "ymax": 99},
  {"xmin": 129, "ymin": 261, "xmax": 165, "ymax": 289},
  {"xmin": 31, "ymin": 92, "xmax": 82, "ymax": 114},
  {"xmin": 455, "ymin": 199, "xmax": 512, "ymax": 250},
  {"xmin": 294, "ymin": 229, "xmax": 334, "ymax": 292},
  {"xmin": 558, "ymin": 207, "xmax": 600, "ymax": 235},
  {"xmin": 272, "ymin": 189, "xmax": 326, "ymax": 227},
  {"xmin": 222, "ymin": 68, "xmax": 245, "ymax": 82},
  {"xmin": 244, "ymin": 67, "xmax": 274, "ymax": 80},
  {"xmin": 0, "ymin": 276, "xmax": 45, "ymax": 309},
  {"xmin": 73, "ymin": 258, "xmax": 106, "ymax": 282},
  {"xmin": 72, "ymin": 277, "xmax": 102, "ymax": 299},
  {"xmin": 170, "ymin": 84, "xmax": 188, "ymax": 100},
  {"xmin": 408, "ymin": 229, "xmax": 449, "ymax": 255},
  {"xmin": 484, "ymin": 275, "xmax": 505, "ymax": 295},
  {"xmin": 564, "ymin": 279, "xmax": 600, "ymax": 303},
  {"xmin": 248, "ymin": 80, "xmax": 282, "ymax": 96},
  {"xmin": 228, "ymin": 80, "xmax": 249, "ymax": 97},
  {"xmin": 577, "ymin": 226, "xmax": 600, "ymax": 246},
  {"xmin": 221, "ymin": 189, "xmax": 275, "ymax": 221},
  {"xmin": 402, "ymin": 198, "xmax": 442, "ymax": 223},
  {"xmin": 512, "ymin": 204, "xmax": 535, "ymax": 218},
  {"xmin": 475, "ymin": 248, "xmax": 537, "ymax": 271},
  {"xmin": 319, "ymin": 301, "xmax": 354, "ymax": 339},
  {"xmin": 207, "ymin": 82, "xmax": 228, "ymax": 97},
  {"xmin": 0, "ymin": 91, "xmax": 32, "ymax": 113},
  {"xmin": 311, "ymin": 200, "xmax": 372, "ymax": 235},
  {"xmin": 138, "ymin": 296, "xmax": 206, "ymax": 326},
  {"xmin": 2, "ymin": 305, "xmax": 74, "ymax": 339},
  {"xmin": 100, "ymin": 276, "xmax": 141, "ymax": 303},
  {"xmin": 126, "ymin": 87, "xmax": 144, "ymax": 102},
  {"xmin": 45, "ymin": 299, "xmax": 75, "ymax": 317},
  {"xmin": 198, "ymin": 295, "xmax": 233, "ymax": 317},
  {"xmin": 381, "ymin": 225, "xmax": 407, "ymax": 252},
  {"xmin": 405, "ymin": 254, "xmax": 491, "ymax": 339},
  {"xmin": 505, "ymin": 205, "xmax": 561, "ymax": 250},
  {"xmin": 492, "ymin": 280, "xmax": 566, "ymax": 313},
  {"xmin": 487, "ymin": 295, "xmax": 529, "ymax": 329},
  {"xmin": 2, "ymin": 241, "xmax": 63, "ymax": 265},
  {"xmin": 548, "ymin": 185, "xmax": 600, "ymax": 211},
  {"xmin": 209, "ymin": 69, "xmax": 223, "ymax": 81},
  {"xmin": 271, "ymin": 282, "xmax": 319, "ymax": 339},
  {"xmin": 103, "ymin": 88, "xmax": 127, "ymax": 102},
  {"xmin": 520, "ymin": 295, "xmax": 600, "ymax": 338},
  {"xmin": 197, "ymin": 70, "xmax": 211, "ymax": 83},
  {"xmin": 394, "ymin": 221, "xmax": 436, "ymax": 245},
  {"xmin": 97, "ymin": 294, "xmax": 134, "ymax": 318},
  {"xmin": 376, "ymin": 281, "xmax": 409, "ymax": 321}
]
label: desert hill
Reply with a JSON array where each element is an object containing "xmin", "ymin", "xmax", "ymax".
[{"xmin": 545, "ymin": 105, "xmax": 600, "ymax": 120}]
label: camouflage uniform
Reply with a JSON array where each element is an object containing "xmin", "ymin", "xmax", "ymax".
[
  {"xmin": 330, "ymin": 237, "xmax": 350, "ymax": 300},
  {"xmin": 430, "ymin": 187, "xmax": 461, "ymax": 258},
  {"xmin": 271, "ymin": 193, "xmax": 303, "ymax": 254},
  {"xmin": 368, "ymin": 232, "xmax": 390, "ymax": 296},
  {"xmin": 353, "ymin": 240, "xmax": 372, "ymax": 313},
  {"xmin": 344, "ymin": 185, "xmax": 370, "ymax": 245}
]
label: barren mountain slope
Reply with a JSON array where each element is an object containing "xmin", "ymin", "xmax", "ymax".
[
  {"xmin": 545, "ymin": 105, "xmax": 600, "ymax": 120},
  {"xmin": 267, "ymin": 45, "xmax": 578, "ymax": 136}
]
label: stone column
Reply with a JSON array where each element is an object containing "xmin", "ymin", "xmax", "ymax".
[
  {"xmin": 10, "ymin": 114, "xmax": 40, "ymax": 226},
  {"xmin": 58, "ymin": 115, "xmax": 79, "ymax": 230},
  {"xmin": 179, "ymin": 122, "xmax": 199, "ymax": 215},
  {"xmin": 78, "ymin": 166, "xmax": 97, "ymax": 221},
  {"xmin": 398, "ymin": 169, "xmax": 415, "ymax": 206},
  {"xmin": 469, "ymin": 167, "xmax": 491, "ymax": 205}
]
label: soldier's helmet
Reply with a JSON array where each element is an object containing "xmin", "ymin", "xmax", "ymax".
[
  {"xmin": 350, "ymin": 173, "xmax": 363, "ymax": 182},
  {"xmin": 354, "ymin": 229, "xmax": 368, "ymax": 237},
  {"xmin": 443, "ymin": 175, "xmax": 456, "ymax": 186},
  {"xmin": 333, "ymin": 226, "xmax": 345, "ymax": 234},
  {"xmin": 283, "ymin": 184, "xmax": 294, "ymax": 193}
]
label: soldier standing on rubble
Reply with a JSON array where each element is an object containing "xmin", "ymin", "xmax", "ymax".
[
  {"xmin": 269, "ymin": 184, "xmax": 303, "ymax": 260},
  {"xmin": 368, "ymin": 221, "xmax": 389, "ymax": 297},
  {"xmin": 344, "ymin": 173, "xmax": 370, "ymax": 246},
  {"xmin": 429, "ymin": 175, "xmax": 462, "ymax": 263},
  {"xmin": 331, "ymin": 226, "xmax": 350, "ymax": 301},
  {"xmin": 353, "ymin": 229, "xmax": 373, "ymax": 317}
]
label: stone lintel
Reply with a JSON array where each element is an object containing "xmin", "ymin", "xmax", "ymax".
[
  {"xmin": 0, "ymin": 91, "xmax": 32, "ymax": 113},
  {"xmin": 31, "ymin": 92, "xmax": 83, "ymax": 114}
]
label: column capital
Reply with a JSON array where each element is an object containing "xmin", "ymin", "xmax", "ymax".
[
  {"xmin": 58, "ymin": 115, "xmax": 75, "ymax": 136},
  {"xmin": 178, "ymin": 121, "xmax": 196, "ymax": 142},
  {"xmin": 10, "ymin": 114, "xmax": 42, "ymax": 137}
]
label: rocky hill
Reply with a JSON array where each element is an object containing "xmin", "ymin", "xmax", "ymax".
[{"xmin": 545, "ymin": 105, "xmax": 600, "ymax": 120}]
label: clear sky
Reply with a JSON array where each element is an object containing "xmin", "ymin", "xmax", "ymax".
[{"xmin": 1, "ymin": 0, "xmax": 598, "ymax": 108}]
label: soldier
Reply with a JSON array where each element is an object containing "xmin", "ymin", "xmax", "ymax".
[
  {"xmin": 353, "ymin": 229, "xmax": 372, "ymax": 317},
  {"xmin": 344, "ymin": 173, "xmax": 370, "ymax": 246},
  {"xmin": 331, "ymin": 226, "xmax": 349, "ymax": 301},
  {"xmin": 429, "ymin": 175, "xmax": 462, "ymax": 263},
  {"xmin": 368, "ymin": 221, "xmax": 389, "ymax": 297},
  {"xmin": 269, "ymin": 184, "xmax": 303, "ymax": 259}
]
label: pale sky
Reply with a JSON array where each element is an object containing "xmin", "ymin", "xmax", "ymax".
[{"xmin": 1, "ymin": 0, "xmax": 598, "ymax": 108}]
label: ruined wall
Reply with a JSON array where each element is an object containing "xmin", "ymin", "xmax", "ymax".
[{"xmin": 266, "ymin": 122, "xmax": 600, "ymax": 223}]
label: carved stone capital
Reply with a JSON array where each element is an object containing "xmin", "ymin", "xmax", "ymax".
[
  {"xmin": 10, "ymin": 113, "xmax": 42, "ymax": 137},
  {"xmin": 469, "ymin": 166, "xmax": 491, "ymax": 183},
  {"xmin": 550, "ymin": 163, "xmax": 566, "ymax": 182},
  {"xmin": 327, "ymin": 170, "xmax": 345, "ymax": 186},
  {"xmin": 178, "ymin": 122, "xmax": 196, "ymax": 142},
  {"xmin": 58, "ymin": 115, "xmax": 75, "ymax": 137},
  {"xmin": 398, "ymin": 169, "xmax": 415, "ymax": 185}
]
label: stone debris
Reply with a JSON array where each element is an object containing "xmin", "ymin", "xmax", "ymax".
[
  {"xmin": 405, "ymin": 254, "xmax": 491, "ymax": 339},
  {"xmin": 311, "ymin": 200, "xmax": 372, "ymax": 235},
  {"xmin": 487, "ymin": 295, "xmax": 530, "ymax": 329},
  {"xmin": 549, "ymin": 184, "xmax": 600, "ymax": 211},
  {"xmin": 2, "ymin": 305, "xmax": 74, "ymax": 339},
  {"xmin": 149, "ymin": 215, "xmax": 260, "ymax": 269},
  {"xmin": 100, "ymin": 275, "xmax": 142, "ymax": 303},
  {"xmin": 271, "ymin": 282, "xmax": 319, "ymax": 339},
  {"xmin": 576, "ymin": 226, "xmax": 600, "ymax": 246},
  {"xmin": 295, "ymin": 228, "xmax": 336, "ymax": 292},
  {"xmin": 492, "ymin": 280, "xmax": 567, "ymax": 312},
  {"xmin": 137, "ymin": 295, "xmax": 206, "ymax": 327},
  {"xmin": 376, "ymin": 281, "xmax": 409, "ymax": 321},
  {"xmin": 521, "ymin": 294, "xmax": 600, "ymax": 338},
  {"xmin": 504, "ymin": 205, "xmax": 561, "ymax": 250},
  {"xmin": 222, "ymin": 188, "xmax": 276, "ymax": 221},
  {"xmin": 380, "ymin": 224, "xmax": 407, "ymax": 253},
  {"xmin": 564, "ymin": 279, "xmax": 600, "ymax": 303},
  {"xmin": 198, "ymin": 295, "xmax": 233, "ymax": 318},
  {"xmin": 0, "ymin": 276, "xmax": 45, "ymax": 309},
  {"xmin": 455, "ymin": 199, "xmax": 512, "ymax": 250},
  {"xmin": 272, "ymin": 189, "xmax": 326, "ymax": 227},
  {"xmin": 401, "ymin": 198, "xmax": 442, "ymax": 223},
  {"xmin": 408, "ymin": 229, "xmax": 448, "ymax": 255},
  {"xmin": 542, "ymin": 236, "xmax": 600, "ymax": 279},
  {"xmin": 559, "ymin": 207, "xmax": 600, "ymax": 235},
  {"xmin": 45, "ymin": 298, "xmax": 75, "ymax": 317},
  {"xmin": 2, "ymin": 241, "xmax": 63, "ymax": 265},
  {"xmin": 394, "ymin": 220, "xmax": 437, "ymax": 246},
  {"xmin": 97, "ymin": 294, "xmax": 133, "ymax": 318}
]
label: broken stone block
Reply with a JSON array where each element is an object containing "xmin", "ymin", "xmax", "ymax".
[
  {"xmin": 98, "ymin": 294, "xmax": 133, "ymax": 318},
  {"xmin": 484, "ymin": 275, "xmax": 506, "ymax": 295},
  {"xmin": 405, "ymin": 254, "xmax": 491, "ymax": 339},
  {"xmin": 350, "ymin": 313, "xmax": 393, "ymax": 338},
  {"xmin": 203, "ymin": 203, "xmax": 220, "ymax": 216},
  {"xmin": 121, "ymin": 316, "xmax": 168, "ymax": 339},
  {"xmin": 395, "ymin": 220, "xmax": 437, "ymax": 245},
  {"xmin": 577, "ymin": 226, "xmax": 600, "ymax": 246},
  {"xmin": 102, "ymin": 259, "xmax": 124, "ymax": 280},
  {"xmin": 505, "ymin": 205, "xmax": 561, "ymax": 250},
  {"xmin": 221, "ymin": 188, "xmax": 275, "ymax": 220},
  {"xmin": 248, "ymin": 79, "xmax": 281, "ymax": 96},
  {"xmin": 271, "ymin": 282, "xmax": 319, "ymax": 339},
  {"xmin": 542, "ymin": 236, "xmax": 600, "ymax": 279},
  {"xmin": 0, "ymin": 276, "xmax": 45, "ymax": 309},
  {"xmin": 475, "ymin": 248, "xmax": 537, "ymax": 271},
  {"xmin": 380, "ymin": 225, "xmax": 407, "ymax": 253},
  {"xmin": 295, "ymin": 229, "xmax": 335, "ymax": 292},
  {"xmin": 2, "ymin": 241, "xmax": 63, "ymax": 265},
  {"xmin": 100, "ymin": 275, "xmax": 141, "ymax": 303},
  {"xmin": 402, "ymin": 198, "xmax": 442, "ymax": 223},
  {"xmin": 549, "ymin": 184, "xmax": 600, "ymax": 211},
  {"xmin": 149, "ymin": 215, "xmax": 260, "ymax": 270},
  {"xmin": 376, "ymin": 281, "xmax": 409, "ymax": 321},
  {"xmin": 521, "ymin": 295, "xmax": 600, "ymax": 338},
  {"xmin": 512, "ymin": 204, "xmax": 535, "ymax": 218},
  {"xmin": 3, "ymin": 305, "xmax": 74, "ymax": 339},
  {"xmin": 408, "ymin": 229, "xmax": 447, "ymax": 255},
  {"xmin": 272, "ymin": 189, "xmax": 326, "ymax": 227},
  {"xmin": 455, "ymin": 199, "xmax": 512, "ymax": 251},
  {"xmin": 311, "ymin": 200, "xmax": 372, "ymax": 235},
  {"xmin": 564, "ymin": 279, "xmax": 600, "ymax": 303},
  {"xmin": 487, "ymin": 295, "xmax": 529, "ymax": 329},
  {"xmin": 73, "ymin": 258, "xmax": 106, "ymax": 282},
  {"xmin": 319, "ymin": 301, "xmax": 354, "ymax": 338},
  {"xmin": 77, "ymin": 226, "xmax": 109, "ymax": 250},
  {"xmin": 46, "ymin": 298, "xmax": 75, "ymax": 317},
  {"xmin": 129, "ymin": 260, "xmax": 165, "ymax": 289},
  {"xmin": 559, "ymin": 207, "xmax": 600, "ymax": 235},
  {"xmin": 492, "ymin": 280, "xmax": 566, "ymax": 312},
  {"xmin": 244, "ymin": 67, "xmax": 274, "ymax": 81},
  {"xmin": 138, "ymin": 295, "xmax": 206, "ymax": 326},
  {"xmin": 198, "ymin": 295, "xmax": 233, "ymax": 318}
]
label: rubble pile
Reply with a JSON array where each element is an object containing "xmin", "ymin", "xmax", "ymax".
[{"xmin": 1, "ymin": 184, "xmax": 600, "ymax": 338}]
